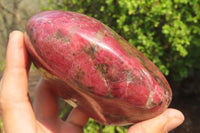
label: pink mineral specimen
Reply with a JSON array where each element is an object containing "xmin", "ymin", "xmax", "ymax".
[{"xmin": 25, "ymin": 11, "xmax": 172, "ymax": 125}]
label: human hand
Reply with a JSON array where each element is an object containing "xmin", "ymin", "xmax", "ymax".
[
  {"xmin": 0, "ymin": 30, "xmax": 184, "ymax": 133},
  {"xmin": 127, "ymin": 108, "xmax": 184, "ymax": 133},
  {"xmin": 0, "ymin": 31, "xmax": 88, "ymax": 133}
]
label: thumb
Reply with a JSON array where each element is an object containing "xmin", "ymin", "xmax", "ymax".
[
  {"xmin": 0, "ymin": 31, "xmax": 36, "ymax": 133},
  {"xmin": 127, "ymin": 108, "xmax": 184, "ymax": 133},
  {"xmin": 0, "ymin": 31, "xmax": 30, "ymax": 103}
]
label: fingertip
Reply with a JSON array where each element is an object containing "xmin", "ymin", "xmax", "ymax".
[
  {"xmin": 6, "ymin": 30, "xmax": 28, "ymax": 71},
  {"xmin": 7, "ymin": 30, "xmax": 24, "ymax": 52},
  {"xmin": 8, "ymin": 31, "xmax": 24, "ymax": 50},
  {"xmin": 127, "ymin": 108, "xmax": 184, "ymax": 133},
  {"xmin": 66, "ymin": 107, "xmax": 89, "ymax": 128},
  {"xmin": 164, "ymin": 108, "xmax": 184, "ymax": 132},
  {"xmin": 164, "ymin": 108, "xmax": 185, "ymax": 121},
  {"xmin": 9, "ymin": 31, "xmax": 23, "ymax": 38}
]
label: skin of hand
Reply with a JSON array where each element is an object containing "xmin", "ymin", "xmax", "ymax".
[{"xmin": 0, "ymin": 31, "xmax": 184, "ymax": 133}]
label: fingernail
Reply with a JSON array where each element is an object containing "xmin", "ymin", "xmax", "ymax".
[
  {"xmin": 9, "ymin": 31, "xmax": 17, "ymax": 40},
  {"xmin": 164, "ymin": 110, "xmax": 185, "ymax": 132},
  {"xmin": 9, "ymin": 31, "xmax": 20, "ymax": 39}
]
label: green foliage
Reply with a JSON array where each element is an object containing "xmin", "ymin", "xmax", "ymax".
[
  {"xmin": 84, "ymin": 118, "xmax": 128, "ymax": 133},
  {"xmin": 40, "ymin": 0, "xmax": 200, "ymax": 81},
  {"xmin": 0, "ymin": 60, "xmax": 5, "ymax": 72},
  {"xmin": 59, "ymin": 103, "xmax": 72, "ymax": 118},
  {"xmin": 0, "ymin": 118, "xmax": 4, "ymax": 133}
]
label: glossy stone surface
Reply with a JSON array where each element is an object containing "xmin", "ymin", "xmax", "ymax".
[{"xmin": 25, "ymin": 11, "xmax": 172, "ymax": 125}]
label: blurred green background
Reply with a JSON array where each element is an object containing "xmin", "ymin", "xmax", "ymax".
[{"xmin": 0, "ymin": 0, "xmax": 200, "ymax": 132}]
